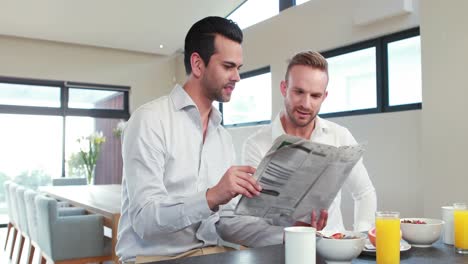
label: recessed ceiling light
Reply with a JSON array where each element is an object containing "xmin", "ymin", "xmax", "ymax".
[{"xmin": 159, "ymin": 44, "xmax": 164, "ymax": 49}]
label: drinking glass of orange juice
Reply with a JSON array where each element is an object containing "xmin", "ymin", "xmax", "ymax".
[
  {"xmin": 454, "ymin": 203, "xmax": 468, "ymax": 254},
  {"xmin": 376, "ymin": 211, "xmax": 400, "ymax": 264}
]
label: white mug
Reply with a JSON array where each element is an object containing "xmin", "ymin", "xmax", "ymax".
[
  {"xmin": 284, "ymin": 226, "xmax": 316, "ymax": 264},
  {"xmin": 441, "ymin": 206, "xmax": 454, "ymax": 245}
]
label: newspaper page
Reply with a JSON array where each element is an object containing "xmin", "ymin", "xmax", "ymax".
[{"xmin": 234, "ymin": 134, "xmax": 365, "ymax": 222}]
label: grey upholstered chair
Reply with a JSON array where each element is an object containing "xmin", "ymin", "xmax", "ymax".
[
  {"xmin": 35, "ymin": 194, "xmax": 112, "ymax": 263},
  {"xmin": 51, "ymin": 177, "xmax": 87, "ymax": 208},
  {"xmin": 15, "ymin": 185, "xmax": 33, "ymax": 264},
  {"xmin": 52, "ymin": 177, "xmax": 87, "ymax": 186},
  {"xmin": 24, "ymin": 189, "xmax": 88, "ymax": 264},
  {"xmin": 23, "ymin": 189, "xmax": 40, "ymax": 264},
  {"xmin": 3, "ymin": 181, "xmax": 19, "ymax": 260},
  {"xmin": 7, "ymin": 182, "xmax": 21, "ymax": 262}
]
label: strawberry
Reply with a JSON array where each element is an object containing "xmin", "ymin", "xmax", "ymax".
[{"xmin": 331, "ymin": 233, "xmax": 345, "ymax": 239}]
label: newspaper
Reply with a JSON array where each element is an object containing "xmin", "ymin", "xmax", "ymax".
[{"xmin": 234, "ymin": 134, "xmax": 365, "ymax": 222}]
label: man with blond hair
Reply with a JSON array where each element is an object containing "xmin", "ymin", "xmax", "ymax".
[{"xmin": 242, "ymin": 51, "xmax": 377, "ymax": 232}]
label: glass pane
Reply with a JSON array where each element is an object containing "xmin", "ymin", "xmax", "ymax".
[
  {"xmin": 228, "ymin": 0, "xmax": 278, "ymax": 30},
  {"xmin": 320, "ymin": 47, "xmax": 377, "ymax": 114},
  {"xmin": 0, "ymin": 114, "xmax": 61, "ymax": 224},
  {"xmin": 222, "ymin": 71, "xmax": 271, "ymax": 126},
  {"xmin": 388, "ymin": 36, "xmax": 422, "ymax": 106},
  {"xmin": 0, "ymin": 83, "xmax": 61, "ymax": 107},
  {"xmin": 295, "ymin": 0, "xmax": 310, "ymax": 5},
  {"xmin": 68, "ymin": 88, "xmax": 125, "ymax": 110},
  {"xmin": 65, "ymin": 117, "xmax": 123, "ymax": 184}
]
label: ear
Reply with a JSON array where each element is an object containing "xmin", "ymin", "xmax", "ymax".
[
  {"xmin": 190, "ymin": 52, "xmax": 204, "ymax": 78},
  {"xmin": 323, "ymin": 90, "xmax": 328, "ymax": 101},
  {"xmin": 280, "ymin": 80, "xmax": 288, "ymax": 97}
]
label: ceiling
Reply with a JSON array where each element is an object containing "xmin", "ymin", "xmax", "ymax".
[{"xmin": 0, "ymin": 0, "xmax": 244, "ymax": 56}]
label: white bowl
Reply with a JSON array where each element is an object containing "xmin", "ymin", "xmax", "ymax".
[
  {"xmin": 400, "ymin": 218, "xmax": 444, "ymax": 247},
  {"xmin": 316, "ymin": 231, "xmax": 366, "ymax": 264}
]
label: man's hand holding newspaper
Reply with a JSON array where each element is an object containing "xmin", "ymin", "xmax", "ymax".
[{"xmin": 235, "ymin": 134, "xmax": 365, "ymax": 224}]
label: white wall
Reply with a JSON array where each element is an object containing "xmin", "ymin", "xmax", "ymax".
[
  {"xmin": 0, "ymin": 35, "xmax": 177, "ymax": 112},
  {"xmin": 222, "ymin": 0, "xmax": 423, "ymax": 228},
  {"xmin": 420, "ymin": 0, "xmax": 468, "ymax": 218},
  {"xmin": 333, "ymin": 111, "xmax": 422, "ymax": 228}
]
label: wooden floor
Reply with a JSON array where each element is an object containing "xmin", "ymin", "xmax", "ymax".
[{"xmin": 0, "ymin": 226, "xmax": 114, "ymax": 264}]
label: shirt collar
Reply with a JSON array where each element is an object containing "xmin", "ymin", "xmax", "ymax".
[
  {"xmin": 171, "ymin": 84, "xmax": 196, "ymax": 110},
  {"xmin": 272, "ymin": 110, "xmax": 329, "ymax": 141},
  {"xmin": 170, "ymin": 84, "xmax": 222, "ymax": 126}
]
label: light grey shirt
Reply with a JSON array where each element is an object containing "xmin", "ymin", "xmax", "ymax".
[
  {"xmin": 117, "ymin": 85, "xmax": 232, "ymax": 261},
  {"xmin": 117, "ymin": 85, "xmax": 283, "ymax": 262},
  {"xmin": 242, "ymin": 113, "xmax": 377, "ymax": 232}
]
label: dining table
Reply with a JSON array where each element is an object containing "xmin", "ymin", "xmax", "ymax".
[
  {"xmin": 39, "ymin": 184, "xmax": 121, "ymax": 263},
  {"xmin": 149, "ymin": 239, "xmax": 467, "ymax": 264}
]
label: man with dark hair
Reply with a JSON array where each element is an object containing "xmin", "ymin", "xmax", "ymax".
[
  {"xmin": 183, "ymin": 16, "xmax": 243, "ymax": 75},
  {"xmin": 116, "ymin": 16, "xmax": 261, "ymax": 262},
  {"xmin": 242, "ymin": 51, "xmax": 377, "ymax": 233},
  {"xmin": 117, "ymin": 17, "xmax": 325, "ymax": 263}
]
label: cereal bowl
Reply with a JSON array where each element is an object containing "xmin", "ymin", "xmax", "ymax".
[
  {"xmin": 400, "ymin": 218, "xmax": 444, "ymax": 247},
  {"xmin": 316, "ymin": 231, "xmax": 366, "ymax": 264}
]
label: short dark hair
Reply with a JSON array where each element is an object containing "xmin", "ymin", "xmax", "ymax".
[{"xmin": 184, "ymin": 16, "xmax": 243, "ymax": 75}]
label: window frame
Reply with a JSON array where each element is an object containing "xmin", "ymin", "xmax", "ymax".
[
  {"xmin": 0, "ymin": 75, "xmax": 130, "ymax": 178},
  {"xmin": 382, "ymin": 27, "xmax": 422, "ymax": 113},
  {"xmin": 220, "ymin": 66, "xmax": 272, "ymax": 128},
  {"xmin": 319, "ymin": 27, "xmax": 421, "ymax": 118}
]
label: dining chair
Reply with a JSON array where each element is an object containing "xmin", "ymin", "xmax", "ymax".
[
  {"xmin": 24, "ymin": 189, "xmax": 89, "ymax": 264},
  {"xmin": 35, "ymin": 194, "xmax": 112, "ymax": 263},
  {"xmin": 24, "ymin": 189, "xmax": 41, "ymax": 264},
  {"xmin": 3, "ymin": 181, "xmax": 18, "ymax": 260},
  {"xmin": 7, "ymin": 182, "xmax": 22, "ymax": 262},
  {"xmin": 52, "ymin": 177, "xmax": 87, "ymax": 186},
  {"xmin": 15, "ymin": 185, "xmax": 33, "ymax": 264}
]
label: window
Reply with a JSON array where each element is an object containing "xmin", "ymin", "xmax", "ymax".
[
  {"xmin": 227, "ymin": 0, "xmax": 309, "ymax": 29},
  {"xmin": 386, "ymin": 35, "xmax": 422, "ymax": 107},
  {"xmin": 0, "ymin": 76, "xmax": 129, "ymax": 225},
  {"xmin": 68, "ymin": 87, "xmax": 125, "ymax": 110},
  {"xmin": 227, "ymin": 0, "xmax": 279, "ymax": 29},
  {"xmin": 0, "ymin": 82, "xmax": 61, "ymax": 107},
  {"xmin": 321, "ymin": 46, "xmax": 377, "ymax": 114},
  {"xmin": 295, "ymin": 0, "xmax": 311, "ymax": 5},
  {"xmin": 320, "ymin": 27, "xmax": 421, "ymax": 117},
  {"xmin": 221, "ymin": 66, "xmax": 272, "ymax": 127}
]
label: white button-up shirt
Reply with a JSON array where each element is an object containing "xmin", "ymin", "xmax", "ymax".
[
  {"xmin": 116, "ymin": 85, "xmax": 236, "ymax": 261},
  {"xmin": 242, "ymin": 113, "xmax": 377, "ymax": 232}
]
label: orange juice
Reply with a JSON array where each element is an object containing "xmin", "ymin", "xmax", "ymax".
[
  {"xmin": 376, "ymin": 212, "xmax": 400, "ymax": 264},
  {"xmin": 454, "ymin": 207, "xmax": 468, "ymax": 253}
]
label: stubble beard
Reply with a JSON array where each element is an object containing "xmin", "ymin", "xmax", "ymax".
[
  {"xmin": 211, "ymin": 88, "xmax": 230, "ymax": 103},
  {"xmin": 202, "ymin": 76, "xmax": 231, "ymax": 103},
  {"xmin": 285, "ymin": 101, "xmax": 316, "ymax": 128}
]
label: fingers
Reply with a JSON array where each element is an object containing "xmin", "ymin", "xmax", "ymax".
[
  {"xmin": 236, "ymin": 171, "xmax": 262, "ymax": 192},
  {"xmin": 235, "ymin": 165, "xmax": 256, "ymax": 175},
  {"xmin": 308, "ymin": 209, "xmax": 328, "ymax": 230},
  {"xmin": 310, "ymin": 210, "xmax": 317, "ymax": 228},
  {"xmin": 316, "ymin": 209, "xmax": 328, "ymax": 231},
  {"xmin": 236, "ymin": 177, "xmax": 261, "ymax": 198},
  {"xmin": 212, "ymin": 166, "xmax": 261, "ymax": 203}
]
